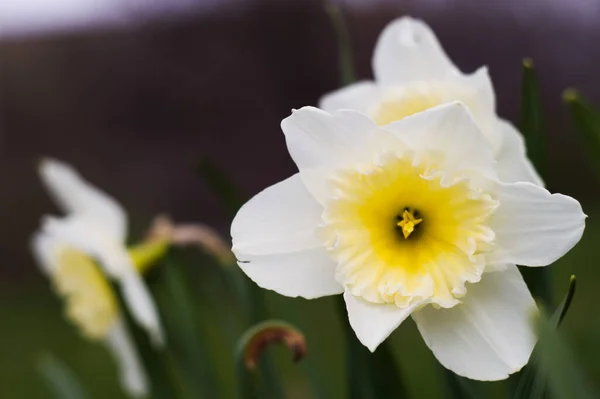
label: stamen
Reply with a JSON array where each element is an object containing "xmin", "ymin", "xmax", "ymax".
[{"xmin": 397, "ymin": 209, "xmax": 423, "ymax": 239}]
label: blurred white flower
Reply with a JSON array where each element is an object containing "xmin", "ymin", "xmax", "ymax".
[
  {"xmin": 231, "ymin": 103, "xmax": 586, "ymax": 380},
  {"xmin": 37, "ymin": 158, "xmax": 164, "ymax": 346},
  {"xmin": 320, "ymin": 16, "xmax": 542, "ymax": 186},
  {"xmin": 31, "ymin": 233, "xmax": 148, "ymax": 398}
]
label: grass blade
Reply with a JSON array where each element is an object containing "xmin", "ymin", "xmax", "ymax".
[
  {"xmin": 563, "ymin": 89, "xmax": 600, "ymax": 181},
  {"xmin": 325, "ymin": 3, "xmax": 357, "ymax": 86},
  {"xmin": 512, "ymin": 275, "xmax": 590, "ymax": 399},
  {"xmin": 335, "ymin": 297, "xmax": 407, "ymax": 399},
  {"xmin": 198, "ymin": 160, "xmax": 285, "ymax": 397},
  {"xmin": 520, "ymin": 58, "xmax": 546, "ymax": 178},
  {"xmin": 37, "ymin": 353, "xmax": 89, "ymax": 399}
]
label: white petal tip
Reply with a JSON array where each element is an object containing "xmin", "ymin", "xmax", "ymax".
[
  {"xmin": 366, "ymin": 343, "xmax": 378, "ymax": 353},
  {"xmin": 38, "ymin": 157, "xmax": 67, "ymax": 175},
  {"xmin": 383, "ymin": 16, "xmax": 434, "ymax": 47}
]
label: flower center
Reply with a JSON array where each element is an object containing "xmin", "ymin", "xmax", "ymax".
[
  {"xmin": 322, "ymin": 153, "xmax": 498, "ymax": 308},
  {"xmin": 373, "ymin": 88, "xmax": 443, "ymax": 125},
  {"xmin": 53, "ymin": 248, "xmax": 118, "ymax": 340},
  {"xmin": 396, "ymin": 208, "xmax": 423, "ymax": 239},
  {"xmin": 52, "ymin": 242, "xmax": 168, "ymax": 340}
]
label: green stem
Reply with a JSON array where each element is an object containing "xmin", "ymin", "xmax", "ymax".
[
  {"xmin": 335, "ymin": 297, "xmax": 406, "ymax": 399},
  {"xmin": 325, "ymin": 3, "xmax": 357, "ymax": 86}
]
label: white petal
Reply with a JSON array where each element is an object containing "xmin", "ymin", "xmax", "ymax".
[
  {"xmin": 30, "ymin": 232, "xmax": 60, "ymax": 275},
  {"xmin": 412, "ymin": 265, "xmax": 537, "ymax": 381},
  {"xmin": 344, "ymin": 291, "xmax": 424, "ymax": 352},
  {"xmin": 281, "ymin": 106, "xmax": 380, "ymax": 171},
  {"xmin": 457, "ymin": 67, "xmax": 496, "ymax": 120},
  {"xmin": 41, "ymin": 215, "xmax": 124, "ymax": 277},
  {"xmin": 488, "ymin": 181, "xmax": 586, "ymax": 267},
  {"xmin": 385, "ymin": 102, "xmax": 496, "ymax": 179},
  {"xmin": 120, "ymin": 267, "xmax": 165, "ymax": 347},
  {"xmin": 39, "ymin": 158, "xmax": 127, "ymax": 241},
  {"xmin": 373, "ymin": 17, "xmax": 460, "ymax": 85},
  {"xmin": 449, "ymin": 67, "xmax": 501, "ymax": 152},
  {"xmin": 318, "ymin": 80, "xmax": 380, "ymax": 114},
  {"xmin": 42, "ymin": 217, "xmax": 165, "ymax": 345},
  {"xmin": 282, "ymin": 107, "xmax": 410, "ymax": 203},
  {"xmin": 237, "ymin": 248, "xmax": 342, "ymax": 299},
  {"xmin": 231, "ymin": 174, "xmax": 323, "ymax": 255},
  {"xmin": 105, "ymin": 317, "xmax": 149, "ymax": 398},
  {"xmin": 494, "ymin": 119, "xmax": 544, "ymax": 186}
]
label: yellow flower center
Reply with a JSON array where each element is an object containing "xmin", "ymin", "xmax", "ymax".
[
  {"xmin": 373, "ymin": 88, "xmax": 444, "ymax": 125},
  {"xmin": 53, "ymin": 248, "xmax": 118, "ymax": 340},
  {"xmin": 323, "ymin": 154, "xmax": 498, "ymax": 308},
  {"xmin": 397, "ymin": 209, "xmax": 423, "ymax": 239},
  {"xmin": 51, "ymin": 240, "xmax": 168, "ymax": 340}
]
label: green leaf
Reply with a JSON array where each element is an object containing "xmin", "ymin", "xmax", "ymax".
[
  {"xmin": 159, "ymin": 250, "xmax": 222, "ymax": 398},
  {"xmin": 198, "ymin": 159, "xmax": 245, "ymax": 215},
  {"xmin": 512, "ymin": 275, "xmax": 595, "ymax": 399},
  {"xmin": 325, "ymin": 3, "xmax": 357, "ymax": 86},
  {"xmin": 518, "ymin": 59, "xmax": 552, "ymax": 308},
  {"xmin": 114, "ymin": 281, "xmax": 185, "ymax": 399},
  {"xmin": 236, "ymin": 321, "xmax": 306, "ymax": 399},
  {"xmin": 520, "ymin": 58, "xmax": 546, "ymax": 178},
  {"xmin": 197, "ymin": 160, "xmax": 285, "ymax": 397},
  {"xmin": 440, "ymin": 366, "xmax": 482, "ymax": 399},
  {"xmin": 335, "ymin": 297, "xmax": 407, "ymax": 399},
  {"xmin": 536, "ymin": 306, "xmax": 597, "ymax": 399},
  {"xmin": 563, "ymin": 89, "xmax": 600, "ymax": 180},
  {"xmin": 37, "ymin": 353, "xmax": 89, "ymax": 399},
  {"xmin": 551, "ymin": 275, "xmax": 577, "ymax": 328}
]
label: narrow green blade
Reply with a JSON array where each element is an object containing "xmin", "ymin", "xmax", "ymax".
[
  {"xmin": 536, "ymin": 309, "xmax": 597, "ymax": 399},
  {"xmin": 439, "ymin": 365, "xmax": 482, "ymax": 399},
  {"xmin": 37, "ymin": 353, "xmax": 89, "ymax": 399},
  {"xmin": 198, "ymin": 159, "xmax": 245, "ymax": 215},
  {"xmin": 335, "ymin": 297, "xmax": 407, "ymax": 399},
  {"xmin": 520, "ymin": 58, "xmax": 547, "ymax": 178},
  {"xmin": 325, "ymin": 3, "xmax": 357, "ymax": 86},
  {"xmin": 564, "ymin": 89, "xmax": 600, "ymax": 181},
  {"xmin": 159, "ymin": 249, "xmax": 222, "ymax": 398},
  {"xmin": 197, "ymin": 160, "xmax": 285, "ymax": 397},
  {"xmin": 512, "ymin": 275, "xmax": 593, "ymax": 399}
]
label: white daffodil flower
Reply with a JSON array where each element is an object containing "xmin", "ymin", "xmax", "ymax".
[
  {"xmin": 38, "ymin": 158, "xmax": 164, "ymax": 346},
  {"xmin": 231, "ymin": 103, "xmax": 586, "ymax": 381},
  {"xmin": 31, "ymin": 232, "xmax": 148, "ymax": 398},
  {"xmin": 320, "ymin": 16, "xmax": 542, "ymax": 186}
]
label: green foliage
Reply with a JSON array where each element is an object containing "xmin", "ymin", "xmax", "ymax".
[
  {"xmin": 535, "ymin": 310, "xmax": 597, "ymax": 399},
  {"xmin": 513, "ymin": 276, "xmax": 598, "ymax": 399},
  {"xmin": 334, "ymin": 297, "xmax": 408, "ymax": 399},
  {"xmin": 159, "ymin": 250, "xmax": 221, "ymax": 398},
  {"xmin": 520, "ymin": 59, "xmax": 547, "ymax": 178},
  {"xmin": 198, "ymin": 159, "xmax": 285, "ymax": 398},
  {"xmin": 198, "ymin": 159, "xmax": 245, "ymax": 215},
  {"xmin": 38, "ymin": 353, "xmax": 90, "ymax": 399},
  {"xmin": 564, "ymin": 89, "xmax": 600, "ymax": 181},
  {"xmin": 325, "ymin": 3, "xmax": 357, "ymax": 86}
]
